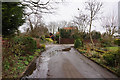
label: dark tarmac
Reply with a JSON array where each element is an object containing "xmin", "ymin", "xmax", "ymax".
[{"xmin": 23, "ymin": 44, "xmax": 118, "ymax": 79}]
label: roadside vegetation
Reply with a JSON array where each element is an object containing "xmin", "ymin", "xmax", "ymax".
[
  {"xmin": 72, "ymin": 0, "xmax": 120, "ymax": 77},
  {"xmin": 2, "ymin": 2, "xmax": 54, "ymax": 78},
  {"xmin": 2, "ymin": 35, "xmax": 54, "ymax": 78},
  {"xmin": 2, "ymin": 0, "xmax": 120, "ymax": 78},
  {"xmin": 75, "ymin": 37, "xmax": 120, "ymax": 77}
]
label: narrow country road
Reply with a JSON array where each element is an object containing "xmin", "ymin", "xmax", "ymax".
[{"xmin": 22, "ymin": 44, "xmax": 117, "ymax": 79}]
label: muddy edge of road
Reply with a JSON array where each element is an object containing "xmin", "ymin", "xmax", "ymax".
[{"xmin": 19, "ymin": 50, "xmax": 45, "ymax": 79}]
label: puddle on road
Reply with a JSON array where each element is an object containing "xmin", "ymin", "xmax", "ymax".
[{"xmin": 62, "ymin": 48, "xmax": 71, "ymax": 51}]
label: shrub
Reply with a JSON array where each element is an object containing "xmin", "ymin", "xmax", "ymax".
[
  {"xmin": 12, "ymin": 36, "xmax": 37, "ymax": 56},
  {"xmin": 55, "ymin": 34, "xmax": 59, "ymax": 43},
  {"xmin": 95, "ymin": 49, "xmax": 106, "ymax": 53},
  {"xmin": 101, "ymin": 39, "xmax": 112, "ymax": 47},
  {"xmin": 115, "ymin": 50, "xmax": 120, "ymax": 64},
  {"xmin": 114, "ymin": 39, "xmax": 120, "ymax": 46},
  {"xmin": 102, "ymin": 51, "xmax": 120, "ymax": 67},
  {"xmin": 78, "ymin": 49, "xmax": 87, "ymax": 54},
  {"xmin": 116, "ymin": 67, "xmax": 120, "ymax": 76},
  {"xmin": 40, "ymin": 44, "xmax": 46, "ymax": 49},
  {"xmin": 103, "ymin": 53, "xmax": 115, "ymax": 66},
  {"xmin": 92, "ymin": 53, "xmax": 100, "ymax": 58},
  {"xmin": 74, "ymin": 39, "xmax": 83, "ymax": 48},
  {"xmin": 45, "ymin": 38, "xmax": 53, "ymax": 42}
]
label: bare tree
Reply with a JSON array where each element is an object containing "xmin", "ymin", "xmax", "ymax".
[
  {"xmin": 73, "ymin": 11, "xmax": 89, "ymax": 32},
  {"xmin": 21, "ymin": 0, "xmax": 64, "ymax": 35},
  {"xmin": 24, "ymin": 13, "xmax": 48, "ymax": 37},
  {"xmin": 57, "ymin": 21, "xmax": 67, "ymax": 28},
  {"xmin": 47, "ymin": 22, "xmax": 58, "ymax": 34},
  {"xmin": 25, "ymin": 14, "xmax": 42, "ymax": 31},
  {"xmin": 47, "ymin": 21, "xmax": 68, "ymax": 34},
  {"xmin": 26, "ymin": 19, "xmax": 48, "ymax": 37},
  {"xmin": 22, "ymin": 0, "xmax": 64, "ymax": 15},
  {"xmin": 22, "ymin": 0, "xmax": 65, "ymax": 21},
  {"xmin": 101, "ymin": 14, "xmax": 118, "ymax": 39},
  {"xmin": 85, "ymin": 0, "xmax": 102, "ymax": 48}
]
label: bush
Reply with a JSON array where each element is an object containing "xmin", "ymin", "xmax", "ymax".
[
  {"xmin": 45, "ymin": 38, "xmax": 53, "ymax": 42},
  {"xmin": 114, "ymin": 39, "xmax": 120, "ymax": 46},
  {"xmin": 55, "ymin": 34, "xmax": 59, "ymax": 43},
  {"xmin": 40, "ymin": 44, "xmax": 46, "ymax": 49},
  {"xmin": 74, "ymin": 39, "xmax": 83, "ymax": 48},
  {"xmin": 92, "ymin": 53, "xmax": 100, "ymax": 58},
  {"xmin": 95, "ymin": 49, "xmax": 106, "ymax": 53},
  {"xmin": 101, "ymin": 39, "xmax": 112, "ymax": 47},
  {"xmin": 103, "ymin": 53, "xmax": 115, "ymax": 66},
  {"xmin": 116, "ymin": 67, "xmax": 120, "ymax": 76},
  {"xmin": 78, "ymin": 49, "xmax": 87, "ymax": 54},
  {"xmin": 11, "ymin": 36, "xmax": 37, "ymax": 56},
  {"xmin": 102, "ymin": 51, "xmax": 120, "ymax": 67}
]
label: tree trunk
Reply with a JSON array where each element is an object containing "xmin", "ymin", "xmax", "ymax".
[{"xmin": 89, "ymin": 20, "xmax": 95, "ymax": 49}]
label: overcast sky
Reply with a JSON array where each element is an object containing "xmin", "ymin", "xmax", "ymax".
[
  {"xmin": 43, "ymin": 0, "xmax": 119, "ymax": 21},
  {"xmin": 19, "ymin": 0, "xmax": 120, "ymax": 33}
]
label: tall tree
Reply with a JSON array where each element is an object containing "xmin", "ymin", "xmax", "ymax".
[
  {"xmin": 2, "ymin": 2, "xmax": 25, "ymax": 37},
  {"xmin": 101, "ymin": 14, "xmax": 117, "ymax": 39},
  {"xmin": 22, "ymin": 0, "xmax": 63, "ymax": 15},
  {"xmin": 73, "ymin": 11, "xmax": 89, "ymax": 32},
  {"xmin": 85, "ymin": 0, "xmax": 102, "ymax": 48},
  {"xmin": 22, "ymin": 0, "xmax": 64, "ymax": 34},
  {"xmin": 26, "ymin": 14, "xmax": 43, "ymax": 32},
  {"xmin": 47, "ymin": 22, "xmax": 58, "ymax": 34}
]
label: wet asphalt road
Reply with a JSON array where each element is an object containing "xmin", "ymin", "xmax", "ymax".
[{"xmin": 23, "ymin": 44, "xmax": 118, "ymax": 78}]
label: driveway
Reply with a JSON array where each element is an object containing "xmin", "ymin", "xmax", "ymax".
[{"xmin": 22, "ymin": 44, "xmax": 118, "ymax": 78}]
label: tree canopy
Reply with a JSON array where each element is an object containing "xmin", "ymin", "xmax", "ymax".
[{"xmin": 2, "ymin": 2, "xmax": 25, "ymax": 37}]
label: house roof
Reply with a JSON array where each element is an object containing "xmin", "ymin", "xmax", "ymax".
[{"xmin": 63, "ymin": 27, "xmax": 77, "ymax": 30}]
